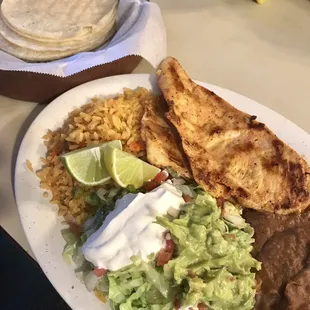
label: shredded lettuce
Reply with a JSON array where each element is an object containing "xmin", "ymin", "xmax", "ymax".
[
  {"xmin": 85, "ymin": 192, "xmax": 103, "ymax": 207},
  {"xmin": 62, "ymin": 242, "xmax": 77, "ymax": 265},
  {"xmin": 107, "ymin": 256, "xmax": 175, "ymax": 310},
  {"xmin": 176, "ymin": 184, "xmax": 195, "ymax": 197},
  {"xmin": 72, "ymin": 186, "xmax": 85, "ymax": 199},
  {"xmin": 165, "ymin": 168, "xmax": 180, "ymax": 178},
  {"xmin": 61, "ymin": 228, "xmax": 77, "ymax": 245},
  {"xmin": 172, "ymin": 179, "xmax": 204, "ymax": 199},
  {"xmin": 61, "ymin": 228, "xmax": 88, "ymax": 267},
  {"xmin": 72, "ymin": 246, "xmax": 85, "ymax": 268},
  {"xmin": 85, "ymin": 183, "xmax": 142, "ymax": 213}
]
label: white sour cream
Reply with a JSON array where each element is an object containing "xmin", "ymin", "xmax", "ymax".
[{"xmin": 82, "ymin": 182, "xmax": 184, "ymax": 271}]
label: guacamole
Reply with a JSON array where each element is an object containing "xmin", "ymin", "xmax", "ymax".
[{"xmin": 157, "ymin": 193, "xmax": 261, "ymax": 310}]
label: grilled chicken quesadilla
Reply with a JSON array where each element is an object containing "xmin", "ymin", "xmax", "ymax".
[{"xmin": 157, "ymin": 57, "xmax": 310, "ymax": 215}]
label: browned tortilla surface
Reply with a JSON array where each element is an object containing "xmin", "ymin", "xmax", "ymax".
[{"xmin": 157, "ymin": 56, "xmax": 310, "ymax": 214}]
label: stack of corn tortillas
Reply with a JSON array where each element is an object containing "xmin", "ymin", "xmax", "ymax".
[{"xmin": 0, "ymin": 0, "xmax": 118, "ymax": 61}]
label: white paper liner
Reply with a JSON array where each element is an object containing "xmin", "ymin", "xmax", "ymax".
[{"xmin": 0, "ymin": 0, "xmax": 166, "ymax": 77}]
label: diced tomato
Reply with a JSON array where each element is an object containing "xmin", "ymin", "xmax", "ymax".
[
  {"xmin": 145, "ymin": 179, "xmax": 158, "ymax": 191},
  {"xmin": 183, "ymin": 194, "xmax": 192, "ymax": 202},
  {"xmin": 93, "ymin": 267, "xmax": 106, "ymax": 277},
  {"xmin": 49, "ymin": 150, "xmax": 58, "ymax": 158},
  {"xmin": 164, "ymin": 232, "xmax": 175, "ymax": 251},
  {"xmin": 165, "ymin": 239, "xmax": 175, "ymax": 252},
  {"xmin": 157, "ymin": 232, "xmax": 175, "ymax": 266},
  {"xmin": 157, "ymin": 249, "xmax": 173, "ymax": 266},
  {"xmin": 216, "ymin": 197, "xmax": 225, "ymax": 208},
  {"xmin": 153, "ymin": 170, "xmax": 169, "ymax": 184},
  {"xmin": 145, "ymin": 171, "xmax": 169, "ymax": 192},
  {"xmin": 128, "ymin": 140, "xmax": 145, "ymax": 153},
  {"xmin": 174, "ymin": 297, "xmax": 181, "ymax": 310}
]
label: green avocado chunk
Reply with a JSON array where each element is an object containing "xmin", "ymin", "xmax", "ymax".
[{"xmin": 157, "ymin": 193, "xmax": 261, "ymax": 310}]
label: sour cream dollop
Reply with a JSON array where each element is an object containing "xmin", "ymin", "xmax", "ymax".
[{"xmin": 82, "ymin": 182, "xmax": 184, "ymax": 271}]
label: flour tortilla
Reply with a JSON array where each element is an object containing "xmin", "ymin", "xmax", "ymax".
[
  {"xmin": 0, "ymin": 22, "xmax": 116, "ymax": 61},
  {"xmin": 0, "ymin": 6, "xmax": 117, "ymax": 52},
  {"xmin": 1, "ymin": 0, "xmax": 118, "ymax": 42}
]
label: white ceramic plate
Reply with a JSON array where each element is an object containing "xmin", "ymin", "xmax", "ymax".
[{"xmin": 14, "ymin": 74, "xmax": 310, "ymax": 310}]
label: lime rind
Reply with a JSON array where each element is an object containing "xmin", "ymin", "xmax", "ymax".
[
  {"xmin": 104, "ymin": 147, "xmax": 160, "ymax": 188},
  {"xmin": 61, "ymin": 140, "xmax": 122, "ymax": 186}
]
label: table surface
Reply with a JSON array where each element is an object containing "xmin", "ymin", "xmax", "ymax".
[{"xmin": 1, "ymin": 0, "xmax": 310, "ymax": 257}]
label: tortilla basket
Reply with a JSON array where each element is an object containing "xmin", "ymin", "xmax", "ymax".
[{"xmin": 0, "ymin": 55, "xmax": 142, "ymax": 103}]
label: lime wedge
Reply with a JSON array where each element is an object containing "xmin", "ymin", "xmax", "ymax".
[
  {"xmin": 61, "ymin": 140, "xmax": 122, "ymax": 186},
  {"xmin": 104, "ymin": 147, "xmax": 160, "ymax": 188}
]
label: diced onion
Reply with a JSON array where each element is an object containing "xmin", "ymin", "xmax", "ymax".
[
  {"xmin": 84, "ymin": 270, "xmax": 100, "ymax": 292},
  {"xmin": 96, "ymin": 188, "xmax": 108, "ymax": 200},
  {"xmin": 167, "ymin": 206, "xmax": 180, "ymax": 218},
  {"xmin": 172, "ymin": 178, "xmax": 186, "ymax": 186}
]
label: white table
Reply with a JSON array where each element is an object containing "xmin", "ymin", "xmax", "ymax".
[{"xmin": 1, "ymin": 0, "xmax": 309, "ymax": 256}]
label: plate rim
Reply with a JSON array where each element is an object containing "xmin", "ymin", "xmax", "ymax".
[{"xmin": 14, "ymin": 73, "xmax": 310, "ymax": 310}]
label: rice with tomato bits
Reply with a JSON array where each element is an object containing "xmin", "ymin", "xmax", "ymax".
[{"xmin": 36, "ymin": 87, "xmax": 158, "ymax": 224}]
